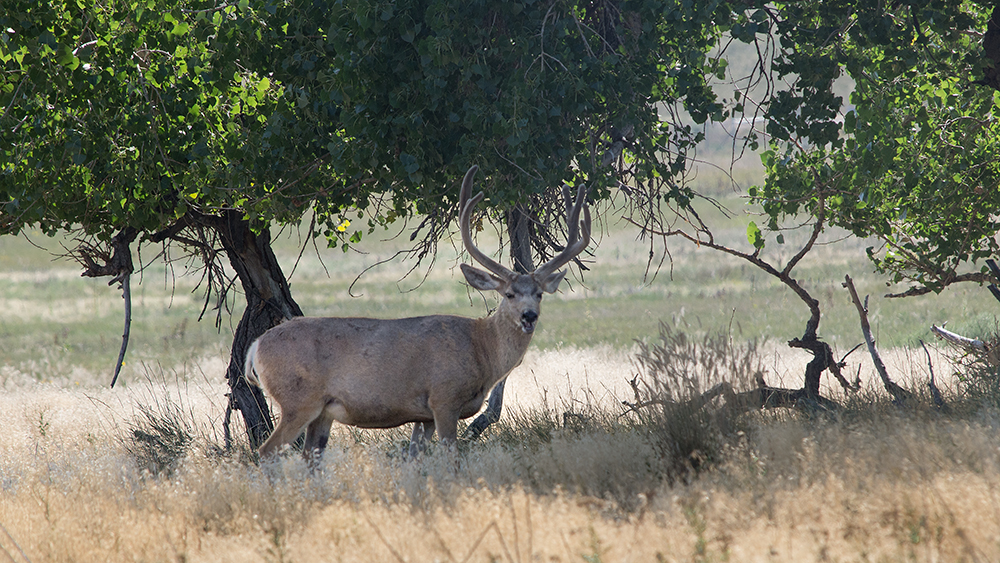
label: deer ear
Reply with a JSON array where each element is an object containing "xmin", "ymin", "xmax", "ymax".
[
  {"xmin": 538, "ymin": 269, "xmax": 567, "ymax": 294},
  {"xmin": 461, "ymin": 263, "xmax": 504, "ymax": 291}
]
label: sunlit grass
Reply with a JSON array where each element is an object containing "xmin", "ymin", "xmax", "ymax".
[
  {"xmin": 1, "ymin": 359, "xmax": 999, "ymax": 562},
  {"xmin": 3, "ymin": 169, "xmax": 1000, "ymax": 561},
  {"xmin": 1, "ymin": 189, "xmax": 991, "ymax": 387}
]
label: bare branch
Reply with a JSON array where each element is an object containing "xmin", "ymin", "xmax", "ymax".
[
  {"xmin": 885, "ymin": 272, "xmax": 992, "ymax": 298},
  {"xmin": 920, "ymin": 339, "xmax": 950, "ymax": 412},
  {"xmin": 110, "ymin": 272, "xmax": 131, "ymax": 388},
  {"xmin": 843, "ymin": 274, "xmax": 912, "ymax": 404},
  {"xmin": 931, "ymin": 324, "xmax": 992, "ymax": 357}
]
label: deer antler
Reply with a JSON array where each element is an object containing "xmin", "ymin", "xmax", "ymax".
[
  {"xmin": 534, "ymin": 182, "xmax": 591, "ymax": 280},
  {"xmin": 459, "ymin": 165, "xmax": 590, "ymax": 280},
  {"xmin": 459, "ymin": 165, "xmax": 516, "ymax": 279}
]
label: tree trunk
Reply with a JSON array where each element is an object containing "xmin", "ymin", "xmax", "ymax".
[
  {"xmin": 211, "ymin": 211, "xmax": 304, "ymax": 450},
  {"xmin": 508, "ymin": 205, "xmax": 534, "ymax": 275}
]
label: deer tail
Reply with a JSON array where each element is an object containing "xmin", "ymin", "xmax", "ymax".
[{"xmin": 243, "ymin": 339, "xmax": 262, "ymax": 387}]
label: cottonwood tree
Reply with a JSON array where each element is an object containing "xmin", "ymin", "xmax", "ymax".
[
  {"xmin": 3, "ymin": 0, "xmax": 748, "ymax": 446},
  {"xmin": 1, "ymin": 0, "xmax": 361, "ymax": 447}
]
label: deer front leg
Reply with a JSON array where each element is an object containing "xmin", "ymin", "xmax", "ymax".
[
  {"xmin": 406, "ymin": 421, "xmax": 436, "ymax": 459},
  {"xmin": 433, "ymin": 410, "xmax": 460, "ymax": 452}
]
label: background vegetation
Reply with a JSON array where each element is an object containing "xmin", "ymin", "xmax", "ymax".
[
  {"xmin": 3, "ymin": 181, "xmax": 993, "ymax": 387},
  {"xmin": 3, "ymin": 167, "xmax": 999, "ymax": 560}
]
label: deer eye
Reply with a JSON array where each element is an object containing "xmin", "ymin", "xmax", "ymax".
[
  {"xmin": 536, "ymin": 293, "xmax": 543, "ymax": 300},
  {"xmin": 505, "ymin": 292, "xmax": 515, "ymax": 299}
]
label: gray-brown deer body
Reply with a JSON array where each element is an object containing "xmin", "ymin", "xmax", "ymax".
[{"xmin": 244, "ymin": 165, "xmax": 590, "ymax": 460}]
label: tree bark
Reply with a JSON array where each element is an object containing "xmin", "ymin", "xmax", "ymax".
[
  {"xmin": 207, "ymin": 211, "xmax": 304, "ymax": 450},
  {"xmin": 507, "ymin": 205, "xmax": 534, "ymax": 275}
]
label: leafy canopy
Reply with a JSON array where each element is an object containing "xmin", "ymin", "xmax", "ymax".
[
  {"xmin": 746, "ymin": 1, "xmax": 998, "ymax": 294},
  {"xmin": 0, "ymin": 0, "xmax": 353, "ymax": 243}
]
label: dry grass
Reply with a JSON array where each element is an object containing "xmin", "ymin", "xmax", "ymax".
[
  {"xmin": 2, "ymin": 340, "xmax": 1000, "ymax": 562},
  {"xmin": 4, "ymin": 185, "xmax": 1000, "ymax": 561}
]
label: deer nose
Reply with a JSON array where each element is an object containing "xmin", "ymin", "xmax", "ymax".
[{"xmin": 522, "ymin": 310, "xmax": 538, "ymax": 324}]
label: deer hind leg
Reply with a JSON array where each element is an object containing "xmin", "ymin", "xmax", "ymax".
[
  {"xmin": 303, "ymin": 407, "xmax": 337, "ymax": 462},
  {"xmin": 258, "ymin": 404, "xmax": 323, "ymax": 459},
  {"xmin": 406, "ymin": 421, "xmax": 436, "ymax": 459}
]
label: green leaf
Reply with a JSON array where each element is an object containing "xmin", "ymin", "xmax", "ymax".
[
  {"xmin": 57, "ymin": 47, "xmax": 79, "ymax": 70},
  {"xmin": 747, "ymin": 221, "xmax": 765, "ymax": 250}
]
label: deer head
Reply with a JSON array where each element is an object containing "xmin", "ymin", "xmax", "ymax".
[{"xmin": 458, "ymin": 165, "xmax": 591, "ymax": 335}]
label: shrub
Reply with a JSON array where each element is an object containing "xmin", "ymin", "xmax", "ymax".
[
  {"xmin": 122, "ymin": 401, "xmax": 195, "ymax": 477},
  {"xmin": 629, "ymin": 322, "xmax": 763, "ymax": 482}
]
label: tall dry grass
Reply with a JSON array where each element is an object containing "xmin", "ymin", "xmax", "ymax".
[
  {"xmin": 4, "ymin": 206, "xmax": 1000, "ymax": 561},
  {"xmin": 2, "ymin": 333, "xmax": 1000, "ymax": 562}
]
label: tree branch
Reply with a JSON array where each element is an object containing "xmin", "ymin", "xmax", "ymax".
[
  {"xmin": 75, "ymin": 227, "xmax": 138, "ymax": 387},
  {"xmin": 885, "ymin": 272, "xmax": 992, "ymax": 298},
  {"xmin": 843, "ymin": 274, "xmax": 912, "ymax": 405}
]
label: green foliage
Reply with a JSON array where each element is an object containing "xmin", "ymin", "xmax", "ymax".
[
  {"xmin": 263, "ymin": 0, "xmax": 741, "ymax": 237},
  {"xmin": 1, "ymin": 0, "xmax": 759, "ymax": 260},
  {"xmin": 0, "ymin": 0, "xmax": 352, "ymax": 241},
  {"xmin": 747, "ymin": 1, "xmax": 999, "ymax": 293}
]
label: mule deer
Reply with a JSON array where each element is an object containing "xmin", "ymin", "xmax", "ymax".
[{"xmin": 244, "ymin": 165, "xmax": 591, "ymax": 460}]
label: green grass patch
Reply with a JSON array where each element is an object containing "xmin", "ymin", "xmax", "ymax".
[{"xmin": 1, "ymin": 188, "xmax": 995, "ymax": 385}]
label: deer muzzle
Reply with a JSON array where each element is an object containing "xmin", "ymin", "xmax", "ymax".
[{"xmin": 520, "ymin": 310, "xmax": 539, "ymax": 334}]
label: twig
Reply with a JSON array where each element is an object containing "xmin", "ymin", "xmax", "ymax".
[
  {"xmin": 840, "ymin": 341, "xmax": 864, "ymax": 363},
  {"xmin": 839, "ymin": 342, "xmax": 865, "ymax": 390},
  {"xmin": 920, "ymin": 339, "xmax": 950, "ymax": 412},
  {"xmin": 843, "ymin": 274, "xmax": 913, "ymax": 405}
]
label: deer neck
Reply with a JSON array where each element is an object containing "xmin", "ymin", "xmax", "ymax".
[{"xmin": 473, "ymin": 311, "xmax": 534, "ymax": 385}]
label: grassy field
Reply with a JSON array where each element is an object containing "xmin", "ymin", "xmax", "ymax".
[{"xmin": 2, "ymin": 178, "xmax": 1000, "ymax": 561}]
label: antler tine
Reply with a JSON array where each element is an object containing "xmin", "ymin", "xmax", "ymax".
[
  {"xmin": 459, "ymin": 166, "xmax": 516, "ymax": 279},
  {"xmin": 535, "ymin": 183, "xmax": 591, "ymax": 279}
]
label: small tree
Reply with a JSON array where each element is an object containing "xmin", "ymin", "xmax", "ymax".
[
  {"xmin": 635, "ymin": 1, "xmax": 999, "ymax": 406},
  {"xmin": 747, "ymin": 1, "xmax": 998, "ymax": 297}
]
